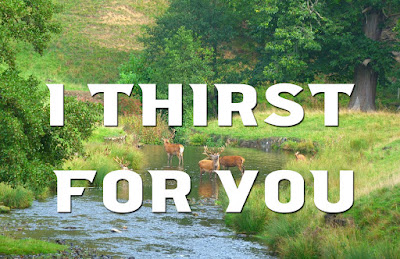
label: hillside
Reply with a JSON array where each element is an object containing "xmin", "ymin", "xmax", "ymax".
[{"xmin": 15, "ymin": 0, "xmax": 168, "ymax": 91}]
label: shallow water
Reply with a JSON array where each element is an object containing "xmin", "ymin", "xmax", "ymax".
[{"xmin": 0, "ymin": 145, "xmax": 287, "ymax": 258}]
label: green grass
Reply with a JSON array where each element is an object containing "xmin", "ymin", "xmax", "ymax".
[
  {"xmin": 212, "ymin": 110, "xmax": 400, "ymax": 258},
  {"xmin": 15, "ymin": 0, "xmax": 169, "ymax": 91},
  {"xmin": 87, "ymin": 126, "xmax": 126, "ymax": 143},
  {"xmin": 0, "ymin": 235, "xmax": 67, "ymax": 255},
  {"xmin": 196, "ymin": 109, "xmax": 399, "ymax": 143},
  {"xmin": 0, "ymin": 183, "xmax": 34, "ymax": 209},
  {"xmin": 65, "ymin": 126, "xmax": 144, "ymax": 186}
]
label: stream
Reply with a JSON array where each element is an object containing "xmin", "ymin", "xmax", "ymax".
[{"xmin": 0, "ymin": 145, "xmax": 288, "ymax": 258}]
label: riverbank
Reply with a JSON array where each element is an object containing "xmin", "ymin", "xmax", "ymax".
[
  {"xmin": 0, "ymin": 124, "xmax": 146, "ymax": 256},
  {"xmin": 0, "ymin": 235, "xmax": 67, "ymax": 256},
  {"xmin": 197, "ymin": 110, "xmax": 400, "ymax": 257}
]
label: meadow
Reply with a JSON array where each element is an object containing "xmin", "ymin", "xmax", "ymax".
[{"xmin": 198, "ymin": 110, "xmax": 400, "ymax": 258}]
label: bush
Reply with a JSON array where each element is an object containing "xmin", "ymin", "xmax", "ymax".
[
  {"xmin": 282, "ymin": 140, "xmax": 317, "ymax": 153},
  {"xmin": 188, "ymin": 133, "xmax": 209, "ymax": 146}
]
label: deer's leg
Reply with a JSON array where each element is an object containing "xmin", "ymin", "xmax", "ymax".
[
  {"xmin": 238, "ymin": 165, "xmax": 243, "ymax": 175},
  {"xmin": 180, "ymin": 153, "xmax": 184, "ymax": 166}
]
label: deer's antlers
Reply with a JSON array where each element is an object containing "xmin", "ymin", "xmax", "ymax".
[
  {"xmin": 113, "ymin": 156, "xmax": 130, "ymax": 170},
  {"xmin": 202, "ymin": 145, "xmax": 225, "ymax": 158}
]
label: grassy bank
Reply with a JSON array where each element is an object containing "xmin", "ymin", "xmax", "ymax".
[
  {"xmin": 199, "ymin": 110, "xmax": 400, "ymax": 258},
  {"xmin": 0, "ymin": 235, "xmax": 67, "ymax": 255}
]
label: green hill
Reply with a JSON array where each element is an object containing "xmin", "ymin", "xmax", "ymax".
[{"xmin": 15, "ymin": 0, "xmax": 168, "ymax": 91}]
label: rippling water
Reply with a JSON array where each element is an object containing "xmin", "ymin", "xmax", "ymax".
[{"xmin": 0, "ymin": 145, "xmax": 287, "ymax": 258}]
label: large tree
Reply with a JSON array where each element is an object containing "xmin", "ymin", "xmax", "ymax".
[
  {"xmin": 142, "ymin": 0, "xmax": 245, "ymax": 116},
  {"xmin": 237, "ymin": 0, "xmax": 400, "ymax": 111},
  {"xmin": 0, "ymin": 0, "xmax": 99, "ymax": 192}
]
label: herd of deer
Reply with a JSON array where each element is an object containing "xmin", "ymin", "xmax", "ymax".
[
  {"xmin": 162, "ymin": 138, "xmax": 308, "ymax": 179},
  {"xmin": 163, "ymin": 138, "xmax": 245, "ymax": 179}
]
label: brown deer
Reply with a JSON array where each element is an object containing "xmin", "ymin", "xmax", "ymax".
[
  {"xmin": 113, "ymin": 156, "xmax": 130, "ymax": 170},
  {"xmin": 198, "ymin": 146, "xmax": 224, "ymax": 180},
  {"xmin": 219, "ymin": 156, "xmax": 245, "ymax": 175},
  {"xmin": 295, "ymin": 151, "xmax": 306, "ymax": 161},
  {"xmin": 163, "ymin": 138, "xmax": 184, "ymax": 166}
]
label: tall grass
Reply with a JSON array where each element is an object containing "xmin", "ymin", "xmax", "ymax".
[
  {"xmin": 222, "ymin": 186, "xmax": 268, "ymax": 234},
  {"xmin": 209, "ymin": 110, "xmax": 400, "ymax": 258},
  {"xmin": 120, "ymin": 114, "xmax": 171, "ymax": 144},
  {"xmin": 0, "ymin": 183, "xmax": 34, "ymax": 209},
  {"xmin": 64, "ymin": 142, "xmax": 143, "ymax": 187}
]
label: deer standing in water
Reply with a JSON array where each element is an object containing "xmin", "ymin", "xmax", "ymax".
[
  {"xmin": 163, "ymin": 138, "xmax": 184, "ymax": 166},
  {"xmin": 219, "ymin": 156, "xmax": 245, "ymax": 175},
  {"xmin": 198, "ymin": 146, "xmax": 224, "ymax": 180}
]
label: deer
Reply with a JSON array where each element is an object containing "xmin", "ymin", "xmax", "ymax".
[
  {"xmin": 198, "ymin": 146, "xmax": 224, "ymax": 180},
  {"xmin": 113, "ymin": 156, "xmax": 130, "ymax": 170},
  {"xmin": 295, "ymin": 151, "xmax": 307, "ymax": 161},
  {"xmin": 163, "ymin": 138, "xmax": 184, "ymax": 166},
  {"xmin": 219, "ymin": 155, "xmax": 245, "ymax": 175}
]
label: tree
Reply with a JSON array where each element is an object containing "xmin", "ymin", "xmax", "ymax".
[
  {"xmin": 237, "ymin": 0, "xmax": 400, "ymax": 111},
  {"xmin": 119, "ymin": 27, "xmax": 214, "ymax": 119},
  {"xmin": 0, "ymin": 1, "xmax": 99, "ymax": 193},
  {"xmin": 143, "ymin": 0, "xmax": 245, "ymax": 116},
  {"xmin": 0, "ymin": 70, "xmax": 99, "ymax": 192},
  {"xmin": 0, "ymin": 0, "xmax": 60, "ymax": 67}
]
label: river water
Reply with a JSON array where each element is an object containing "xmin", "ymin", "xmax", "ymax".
[{"xmin": 0, "ymin": 145, "xmax": 287, "ymax": 258}]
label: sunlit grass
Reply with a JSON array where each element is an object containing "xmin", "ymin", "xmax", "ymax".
[
  {"xmin": 214, "ymin": 110, "xmax": 400, "ymax": 257},
  {"xmin": 0, "ymin": 235, "xmax": 67, "ymax": 255},
  {"xmin": 15, "ymin": 0, "xmax": 169, "ymax": 91}
]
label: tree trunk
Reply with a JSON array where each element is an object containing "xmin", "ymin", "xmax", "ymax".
[
  {"xmin": 349, "ymin": 64, "xmax": 378, "ymax": 111},
  {"xmin": 348, "ymin": 9, "xmax": 383, "ymax": 111}
]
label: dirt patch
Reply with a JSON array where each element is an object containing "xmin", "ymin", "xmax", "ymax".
[
  {"xmin": 100, "ymin": 6, "xmax": 151, "ymax": 26},
  {"xmin": 65, "ymin": 90, "xmax": 103, "ymax": 104},
  {"xmin": 79, "ymin": 3, "xmax": 158, "ymax": 51}
]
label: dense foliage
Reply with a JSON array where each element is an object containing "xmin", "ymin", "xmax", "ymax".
[
  {"xmin": 0, "ymin": 69, "xmax": 100, "ymax": 192},
  {"xmin": 0, "ymin": 0, "xmax": 60, "ymax": 68},
  {"xmin": 119, "ymin": 0, "xmax": 400, "ymax": 112},
  {"xmin": 0, "ymin": 0, "xmax": 99, "ymax": 193}
]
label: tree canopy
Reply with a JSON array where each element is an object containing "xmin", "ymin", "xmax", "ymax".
[{"xmin": 120, "ymin": 0, "xmax": 400, "ymax": 111}]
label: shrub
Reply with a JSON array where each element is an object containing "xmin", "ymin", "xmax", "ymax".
[
  {"xmin": 282, "ymin": 140, "xmax": 317, "ymax": 153},
  {"xmin": 188, "ymin": 133, "xmax": 209, "ymax": 146}
]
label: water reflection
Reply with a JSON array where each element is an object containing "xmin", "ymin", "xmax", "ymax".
[{"xmin": 0, "ymin": 145, "xmax": 287, "ymax": 258}]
